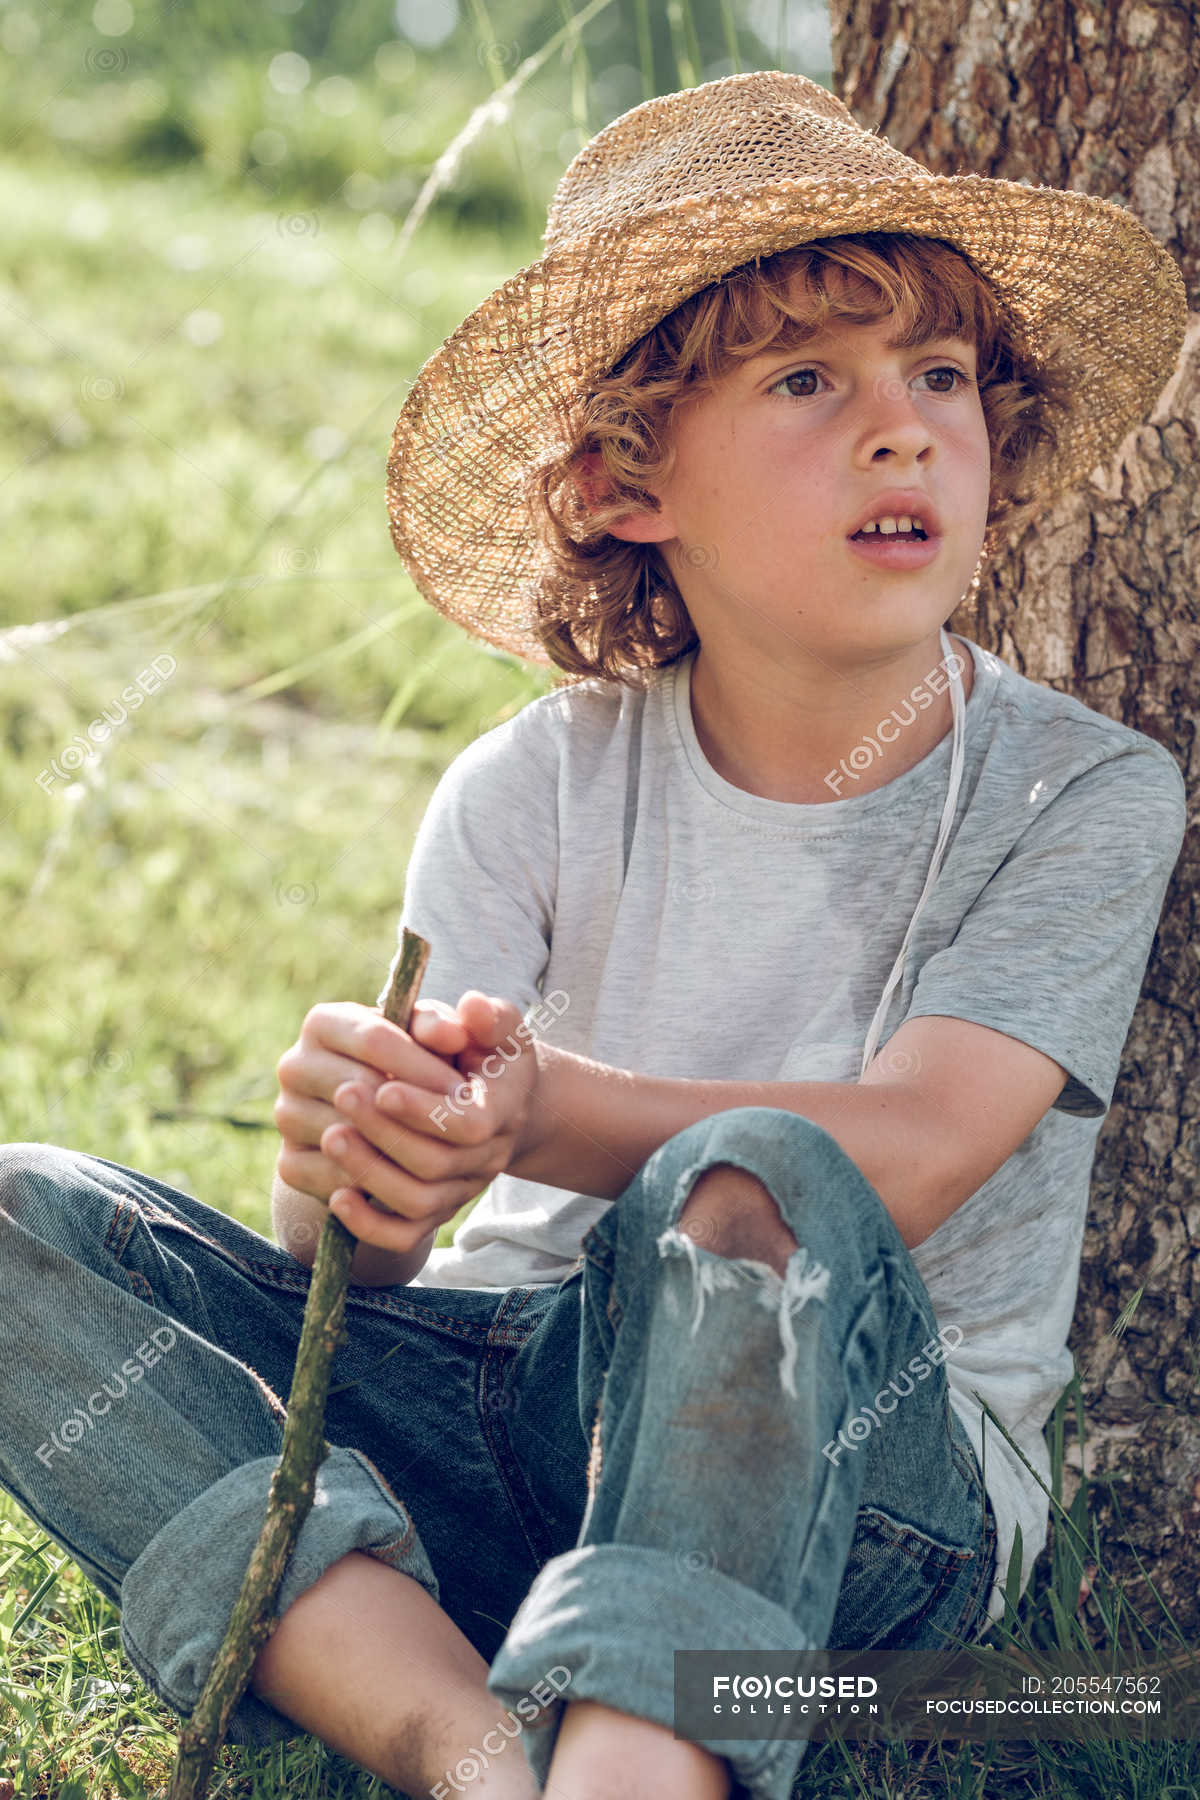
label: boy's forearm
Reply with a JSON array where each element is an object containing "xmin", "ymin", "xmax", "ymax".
[
  {"xmin": 271, "ymin": 1171, "xmax": 437, "ymax": 1287},
  {"xmin": 510, "ymin": 1042, "xmax": 940, "ymax": 1249}
]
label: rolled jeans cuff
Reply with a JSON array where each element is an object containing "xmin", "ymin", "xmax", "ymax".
[
  {"xmin": 485, "ymin": 1543, "xmax": 815, "ymax": 1800},
  {"xmin": 119, "ymin": 1445, "xmax": 440, "ymax": 1747}
]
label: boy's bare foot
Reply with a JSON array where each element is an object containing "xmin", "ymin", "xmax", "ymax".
[
  {"xmin": 249, "ymin": 1549, "xmax": 539, "ymax": 1797},
  {"xmin": 543, "ymin": 1696, "xmax": 732, "ymax": 1799}
]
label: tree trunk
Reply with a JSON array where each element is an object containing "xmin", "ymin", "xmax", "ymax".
[{"xmin": 831, "ymin": 0, "xmax": 1199, "ymax": 1638}]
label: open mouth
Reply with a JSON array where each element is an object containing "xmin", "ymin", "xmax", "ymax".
[{"xmin": 849, "ymin": 525, "xmax": 928, "ymax": 541}]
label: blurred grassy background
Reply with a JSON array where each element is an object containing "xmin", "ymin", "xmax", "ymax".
[{"xmin": 0, "ymin": 0, "xmax": 829, "ymax": 1245}]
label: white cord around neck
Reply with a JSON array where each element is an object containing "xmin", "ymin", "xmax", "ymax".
[{"xmin": 858, "ymin": 626, "xmax": 967, "ymax": 1079}]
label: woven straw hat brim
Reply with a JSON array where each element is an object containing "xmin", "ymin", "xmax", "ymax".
[{"xmin": 387, "ymin": 168, "xmax": 1186, "ymax": 667}]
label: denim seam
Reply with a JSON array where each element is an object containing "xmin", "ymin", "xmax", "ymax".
[
  {"xmin": 0, "ymin": 1475, "xmax": 125, "ymax": 1609},
  {"xmin": 840, "ymin": 1526, "xmax": 969, "ymax": 1645},
  {"xmin": 583, "ymin": 1229, "xmax": 623, "ymax": 1331},
  {"xmin": 857, "ymin": 1506, "xmax": 974, "ymax": 1572},
  {"xmin": 493, "ymin": 1543, "xmax": 812, "ymax": 1792},
  {"xmin": 102, "ymin": 1194, "xmax": 139, "ymax": 1262},
  {"xmin": 856, "ymin": 1509, "xmax": 975, "ymax": 1640},
  {"xmin": 948, "ymin": 1436, "xmax": 981, "ymax": 1492},
  {"xmin": 872, "ymin": 1443, "xmax": 993, "ymax": 1645},
  {"xmin": 119, "ymin": 1613, "xmax": 195, "ymax": 1716},
  {"xmin": 103, "ymin": 1194, "xmax": 210, "ymax": 1316},
  {"xmin": 897, "ymin": 1547, "xmax": 963, "ymax": 1637},
  {"xmin": 485, "ymin": 1283, "xmax": 554, "ymax": 1347},
  {"xmin": 581, "ymin": 1225, "xmax": 614, "ymax": 1279},
  {"xmin": 475, "ymin": 1337, "xmax": 556, "ymax": 1567},
  {"xmin": 133, "ymin": 1199, "xmax": 500, "ymax": 1342},
  {"xmin": 349, "ymin": 1449, "xmax": 424, "ymax": 1564},
  {"xmin": 947, "ymin": 1495, "xmax": 998, "ymax": 1646},
  {"xmin": 946, "ymin": 1435, "xmax": 997, "ymax": 1640}
]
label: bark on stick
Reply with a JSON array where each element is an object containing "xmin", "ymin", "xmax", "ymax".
[{"xmin": 167, "ymin": 927, "xmax": 432, "ymax": 1800}]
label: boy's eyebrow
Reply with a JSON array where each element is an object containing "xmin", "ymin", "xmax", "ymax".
[{"xmin": 742, "ymin": 329, "xmax": 976, "ymax": 366}]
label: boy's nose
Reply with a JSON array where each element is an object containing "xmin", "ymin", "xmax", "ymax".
[{"xmin": 862, "ymin": 402, "xmax": 936, "ymax": 451}]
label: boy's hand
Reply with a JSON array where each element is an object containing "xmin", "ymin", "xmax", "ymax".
[{"xmin": 273, "ymin": 992, "xmax": 539, "ymax": 1255}]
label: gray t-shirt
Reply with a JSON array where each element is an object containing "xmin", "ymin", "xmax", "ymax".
[{"xmin": 376, "ymin": 633, "xmax": 1186, "ymax": 1626}]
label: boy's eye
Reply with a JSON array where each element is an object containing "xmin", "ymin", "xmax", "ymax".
[
  {"xmin": 771, "ymin": 365, "xmax": 972, "ymax": 398},
  {"xmin": 920, "ymin": 366, "xmax": 971, "ymax": 392}
]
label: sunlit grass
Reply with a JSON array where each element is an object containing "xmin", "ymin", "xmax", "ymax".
[{"xmin": 0, "ymin": 141, "xmax": 550, "ymax": 1800}]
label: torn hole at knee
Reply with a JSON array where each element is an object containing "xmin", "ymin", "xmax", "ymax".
[
  {"xmin": 655, "ymin": 1221, "xmax": 831, "ymax": 1400},
  {"xmin": 673, "ymin": 1159, "xmax": 801, "ymax": 1277},
  {"xmin": 673, "ymin": 1158, "xmax": 777, "ymax": 1231}
]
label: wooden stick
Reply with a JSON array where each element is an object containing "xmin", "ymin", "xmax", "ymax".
[{"xmin": 167, "ymin": 927, "xmax": 432, "ymax": 1799}]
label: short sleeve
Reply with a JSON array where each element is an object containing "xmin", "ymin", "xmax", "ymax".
[
  {"xmin": 374, "ymin": 708, "xmax": 558, "ymax": 1018},
  {"xmin": 903, "ymin": 744, "xmax": 1187, "ymax": 1117}
]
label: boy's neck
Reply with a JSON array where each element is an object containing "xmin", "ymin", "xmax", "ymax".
[{"xmin": 687, "ymin": 633, "xmax": 974, "ymax": 805}]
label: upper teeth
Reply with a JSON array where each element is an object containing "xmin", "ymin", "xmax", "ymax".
[{"xmin": 859, "ymin": 514, "xmax": 924, "ymax": 535}]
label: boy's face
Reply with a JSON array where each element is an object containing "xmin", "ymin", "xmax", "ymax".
[{"xmin": 602, "ymin": 286, "xmax": 992, "ymax": 670}]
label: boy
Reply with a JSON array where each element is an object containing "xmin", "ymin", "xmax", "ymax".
[{"xmin": 0, "ymin": 70, "xmax": 1188, "ymax": 1800}]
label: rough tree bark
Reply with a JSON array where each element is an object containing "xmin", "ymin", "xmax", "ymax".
[{"xmin": 831, "ymin": 0, "xmax": 1199, "ymax": 1637}]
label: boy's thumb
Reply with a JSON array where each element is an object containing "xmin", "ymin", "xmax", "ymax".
[{"xmin": 457, "ymin": 990, "xmax": 522, "ymax": 1049}]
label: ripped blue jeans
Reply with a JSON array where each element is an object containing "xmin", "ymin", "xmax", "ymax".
[{"xmin": 0, "ymin": 1108, "xmax": 994, "ymax": 1800}]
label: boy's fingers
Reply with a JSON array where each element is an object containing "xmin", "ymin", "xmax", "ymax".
[
  {"xmin": 455, "ymin": 991, "xmax": 494, "ymax": 1022},
  {"xmin": 276, "ymin": 1143, "xmax": 357, "ymax": 1198},
  {"xmin": 456, "ymin": 991, "xmax": 518, "ymax": 1046},
  {"xmin": 334, "ymin": 1080, "xmax": 477, "ymax": 1155},
  {"xmin": 406, "ymin": 1077, "xmax": 495, "ymax": 1146},
  {"xmin": 329, "ymin": 1188, "xmax": 439, "ymax": 1254},
  {"xmin": 321, "ymin": 1123, "xmax": 441, "ymax": 1217},
  {"xmin": 317, "ymin": 1008, "xmax": 465, "ymax": 1092},
  {"xmin": 409, "ymin": 1000, "xmax": 469, "ymax": 1046}
]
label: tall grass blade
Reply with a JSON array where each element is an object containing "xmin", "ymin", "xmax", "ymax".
[
  {"xmin": 556, "ymin": 0, "xmax": 593, "ymax": 153},
  {"xmin": 633, "ymin": 0, "xmax": 655, "ymax": 98},
  {"xmin": 226, "ymin": 598, "xmax": 429, "ymax": 705},
  {"xmin": 970, "ymin": 1387, "xmax": 1183, "ymax": 1657},
  {"xmin": 717, "ymin": 0, "xmax": 742, "ymax": 74},
  {"xmin": 372, "ymin": 628, "xmax": 472, "ymax": 743},
  {"xmin": 391, "ymin": 0, "xmax": 616, "ymax": 266},
  {"xmin": 465, "ymin": 0, "xmax": 539, "ymax": 232},
  {"xmin": 12, "ymin": 1567, "xmax": 61, "ymax": 1638},
  {"xmin": 666, "ymin": 0, "xmax": 699, "ymax": 87}
]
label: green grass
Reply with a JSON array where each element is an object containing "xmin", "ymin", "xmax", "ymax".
[
  {"xmin": 1, "ymin": 100, "xmax": 1194, "ymax": 1800},
  {"xmin": 0, "ymin": 148, "xmax": 551, "ymax": 1792},
  {"xmin": 0, "ymin": 146, "xmax": 553, "ymax": 1207}
]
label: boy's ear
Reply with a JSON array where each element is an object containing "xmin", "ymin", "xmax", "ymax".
[
  {"xmin": 572, "ymin": 450, "xmax": 608, "ymax": 512},
  {"xmin": 572, "ymin": 451, "xmax": 675, "ymax": 543}
]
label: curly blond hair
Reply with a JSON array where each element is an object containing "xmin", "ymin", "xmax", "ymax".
[{"xmin": 526, "ymin": 231, "xmax": 1078, "ymax": 689}]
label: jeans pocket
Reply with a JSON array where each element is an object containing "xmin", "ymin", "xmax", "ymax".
[
  {"xmin": 828, "ymin": 1504, "xmax": 979, "ymax": 1652},
  {"xmin": 943, "ymin": 1481, "xmax": 998, "ymax": 1648}
]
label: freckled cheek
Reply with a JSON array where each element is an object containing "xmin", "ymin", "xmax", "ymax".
[
  {"xmin": 965, "ymin": 431, "xmax": 993, "ymax": 514},
  {"xmin": 743, "ymin": 443, "xmax": 824, "ymax": 510},
  {"xmin": 964, "ymin": 415, "xmax": 992, "ymax": 472}
]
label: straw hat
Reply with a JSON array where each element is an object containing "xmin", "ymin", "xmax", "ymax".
[{"xmin": 385, "ymin": 68, "xmax": 1187, "ymax": 667}]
